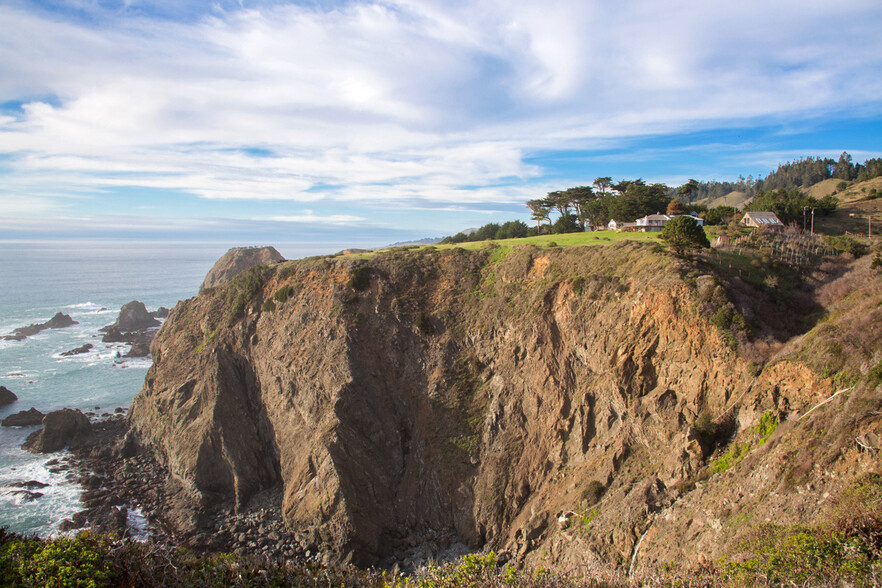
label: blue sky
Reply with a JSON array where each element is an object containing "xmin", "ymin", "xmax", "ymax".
[{"xmin": 1, "ymin": 0, "xmax": 882, "ymax": 252}]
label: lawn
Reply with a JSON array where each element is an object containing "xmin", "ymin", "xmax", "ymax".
[{"xmin": 352, "ymin": 230, "xmax": 664, "ymax": 259}]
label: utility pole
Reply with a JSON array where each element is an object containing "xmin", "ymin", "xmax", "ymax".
[{"xmin": 811, "ymin": 208, "xmax": 815, "ymax": 236}]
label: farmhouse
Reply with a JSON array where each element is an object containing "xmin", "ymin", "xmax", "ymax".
[{"xmin": 741, "ymin": 211, "xmax": 783, "ymax": 229}]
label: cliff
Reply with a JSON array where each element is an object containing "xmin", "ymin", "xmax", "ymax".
[{"xmin": 128, "ymin": 241, "xmax": 882, "ymax": 570}]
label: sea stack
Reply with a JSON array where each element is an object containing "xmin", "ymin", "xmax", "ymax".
[{"xmin": 200, "ymin": 246, "xmax": 285, "ymax": 290}]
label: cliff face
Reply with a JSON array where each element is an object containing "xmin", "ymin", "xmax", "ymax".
[{"xmin": 129, "ymin": 242, "xmax": 882, "ymax": 569}]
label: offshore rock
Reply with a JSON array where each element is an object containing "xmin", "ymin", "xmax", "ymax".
[
  {"xmin": 105, "ymin": 301, "xmax": 160, "ymax": 332},
  {"xmin": 23, "ymin": 409, "xmax": 92, "ymax": 453},
  {"xmin": 101, "ymin": 301, "xmax": 161, "ymax": 356},
  {"xmin": 3, "ymin": 312, "xmax": 78, "ymax": 341},
  {"xmin": 2, "ymin": 408, "xmax": 45, "ymax": 427},
  {"xmin": 61, "ymin": 344, "xmax": 94, "ymax": 357},
  {"xmin": 0, "ymin": 386, "xmax": 17, "ymax": 406},
  {"xmin": 200, "ymin": 246, "xmax": 284, "ymax": 291}
]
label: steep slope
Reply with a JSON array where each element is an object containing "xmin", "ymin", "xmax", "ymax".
[{"xmin": 128, "ymin": 241, "xmax": 882, "ymax": 570}]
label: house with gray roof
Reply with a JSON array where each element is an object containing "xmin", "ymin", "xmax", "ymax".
[{"xmin": 741, "ymin": 211, "xmax": 783, "ymax": 229}]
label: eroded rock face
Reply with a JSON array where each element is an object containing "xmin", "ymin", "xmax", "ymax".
[
  {"xmin": 200, "ymin": 247, "xmax": 284, "ymax": 291},
  {"xmin": 128, "ymin": 243, "xmax": 882, "ymax": 569},
  {"xmin": 23, "ymin": 409, "xmax": 92, "ymax": 453},
  {"xmin": 130, "ymin": 244, "xmax": 755, "ymax": 564}
]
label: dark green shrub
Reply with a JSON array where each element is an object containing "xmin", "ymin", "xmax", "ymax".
[
  {"xmin": 581, "ymin": 480, "xmax": 605, "ymax": 505},
  {"xmin": 868, "ymin": 360, "xmax": 882, "ymax": 390},
  {"xmin": 273, "ymin": 284, "xmax": 294, "ymax": 303},
  {"xmin": 417, "ymin": 312, "xmax": 435, "ymax": 335},
  {"xmin": 262, "ymin": 299, "xmax": 276, "ymax": 312},
  {"xmin": 825, "ymin": 235, "xmax": 868, "ymax": 257},
  {"xmin": 346, "ymin": 266, "xmax": 371, "ymax": 291},
  {"xmin": 225, "ymin": 265, "xmax": 269, "ymax": 323}
]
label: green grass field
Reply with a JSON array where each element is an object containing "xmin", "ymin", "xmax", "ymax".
[{"xmin": 347, "ymin": 230, "xmax": 665, "ymax": 259}]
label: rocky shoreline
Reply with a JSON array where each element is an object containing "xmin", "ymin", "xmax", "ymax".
[
  {"xmin": 61, "ymin": 420, "xmax": 479, "ymax": 571},
  {"xmin": 64, "ymin": 420, "xmax": 311, "ymax": 562}
]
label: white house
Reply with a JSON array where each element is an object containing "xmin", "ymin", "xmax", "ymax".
[{"xmin": 634, "ymin": 212, "xmax": 704, "ymax": 232}]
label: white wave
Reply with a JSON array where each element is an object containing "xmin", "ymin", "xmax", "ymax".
[
  {"xmin": 115, "ymin": 357, "xmax": 153, "ymax": 370},
  {"xmin": 0, "ymin": 454, "xmax": 83, "ymax": 537},
  {"xmin": 65, "ymin": 302, "xmax": 105, "ymax": 311},
  {"xmin": 126, "ymin": 507, "xmax": 150, "ymax": 541}
]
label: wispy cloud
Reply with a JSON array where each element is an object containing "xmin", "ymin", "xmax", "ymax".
[
  {"xmin": 1, "ymin": 0, "xmax": 881, "ymax": 230},
  {"xmin": 271, "ymin": 212, "xmax": 367, "ymax": 225}
]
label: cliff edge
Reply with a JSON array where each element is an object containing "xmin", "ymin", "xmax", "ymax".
[{"xmin": 128, "ymin": 241, "xmax": 882, "ymax": 571}]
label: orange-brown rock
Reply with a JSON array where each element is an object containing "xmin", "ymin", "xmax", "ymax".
[{"xmin": 128, "ymin": 242, "xmax": 882, "ymax": 569}]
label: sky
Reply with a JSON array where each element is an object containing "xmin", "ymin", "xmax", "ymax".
[{"xmin": 1, "ymin": 0, "xmax": 882, "ymax": 252}]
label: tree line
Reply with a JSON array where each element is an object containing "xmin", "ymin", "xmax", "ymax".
[{"xmin": 439, "ymin": 152, "xmax": 881, "ymax": 243}]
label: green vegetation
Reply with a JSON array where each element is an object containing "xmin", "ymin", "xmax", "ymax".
[
  {"xmin": 709, "ymin": 411, "xmax": 779, "ymax": 474},
  {"xmin": 722, "ymin": 473, "xmax": 882, "ymax": 585},
  {"xmin": 223, "ymin": 265, "xmax": 269, "ymax": 324},
  {"xmin": 659, "ymin": 215, "xmax": 710, "ymax": 255},
  {"xmin": 824, "ymin": 234, "xmax": 869, "ymax": 257},
  {"xmin": 273, "ymin": 284, "xmax": 295, "ymax": 303},
  {"xmin": 868, "ymin": 360, "xmax": 882, "ymax": 390},
  {"xmin": 745, "ymin": 187, "xmax": 838, "ymax": 224},
  {"xmin": 440, "ymin": 221, "xmax": 530, "ymax": 244},
  {"xmin": 0, "ymin": 531, "xmax": 113, "ymax": 588},
  {"xmin": 581, "ymin": 480, "xmax": 605, "ymax": 505},
  {"xmin": 347, "ymin": 265, "xmax": 372, "ymax": 291}
]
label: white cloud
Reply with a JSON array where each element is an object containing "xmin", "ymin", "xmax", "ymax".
[
  {"xmin": 271, "ymin": 212, "xmax": 367, "ymax": 225},
  {"xmin": 0, "ymin": 0, "xmax": 881, "ymax": 219}
]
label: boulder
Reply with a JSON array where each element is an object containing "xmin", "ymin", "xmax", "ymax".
[
  {"xmin": 0, "ymin": 386, "xmax": 17, "ymax": 406},
  {"xmin": 22, "ymin": 409, "xmax": 92, "ymax": 453},
  {"xmin": 201, "ymin": 246, "xmax": 284, "ymax": 290},
  {"xmin": 2, "ymin": 408, "xmax": 44, "ymax": 427}
]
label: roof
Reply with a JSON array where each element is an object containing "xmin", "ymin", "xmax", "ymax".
[{"xmin": 743, "ymin": 211, "xmax": 783, "ymax": 225}]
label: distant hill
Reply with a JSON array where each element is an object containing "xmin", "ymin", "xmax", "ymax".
[
  {"xmin": 697, "ymin": 190, "xmax": 752, "ymax": 210},
  {"xmin": 385, "ymin": 237, "xmax": 443, "ymax": 248}
]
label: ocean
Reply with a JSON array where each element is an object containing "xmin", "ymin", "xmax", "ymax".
[{"xmin": 0, "ymin": 240, "xmax": 324, "ymax": 537}]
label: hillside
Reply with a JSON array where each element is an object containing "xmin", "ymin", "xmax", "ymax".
[
  {"xmin": 812, "ymin": 176, "xmax": 882, "ymax": 235},
  {"xmin": 119, "ymin": 236, "xmax": 882, "ymax": 579}
]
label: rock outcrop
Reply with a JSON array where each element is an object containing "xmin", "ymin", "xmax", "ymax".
[
  {"xmin": 0, "ymin": 386, "xmax": 17, "ymax": 406},
  {"xmin": 3, "ymin": 312, "xmax": 78, "ymax": 341},
  {"xmin": 200, "ymin": 246, "xmax": 284, "ymax": 291},
  {"xmin": 61, "ymin": 343, "xmax": 93, "ymax": 357},
  {"xmin": 101, "ymin": 301, "xmax": 163, "ymax": 358},
  {"xmin": 107, "ymin": 301, "xmax": 160, "ymax": 332},
  {"xmin": 2, "ymin": 408, "xmax": 45, "ymax": 427},
  {"xmin": 23, "ymin": 408, "xmax": 92, "ymax": 453},
  {"xmin": 127, "ymin": 242, "xmax": 882, "ymax": 570}
]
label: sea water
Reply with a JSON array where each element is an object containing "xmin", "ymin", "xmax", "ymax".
[{"xmin": 0, "ymin": 240, "xmax": 325, "ymax": 537}]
